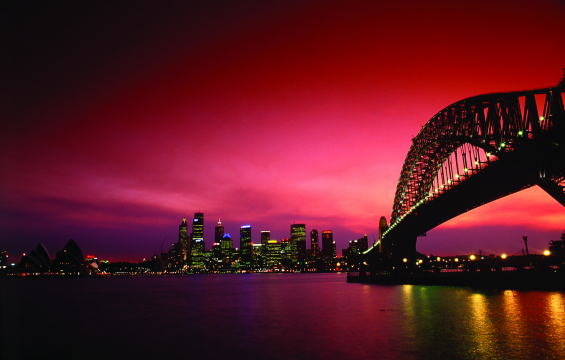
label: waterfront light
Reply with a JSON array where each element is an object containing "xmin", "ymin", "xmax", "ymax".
[
  {"xmin": 470, "ymin": 255, "xmax": 476, "ymax": 260},
  {"xmin": 501, "ymin": 254, "xmax": 507, "ymax": 259},
  {"xmin": 403, "ymin": 258, "xmax": 407, "ymax": 263},
  {"xmin": 544, "ymin": 250, "xmax": 550, "ymax": 256}
]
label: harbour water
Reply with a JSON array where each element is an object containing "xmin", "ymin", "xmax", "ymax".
[{"xmin": 2, "ymin": 273, "xmax": 564, "ymax": 359}]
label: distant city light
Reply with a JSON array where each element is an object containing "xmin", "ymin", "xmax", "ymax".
[
  {"xmin": 501, "ymin": 254, "xmax": 507, "ymax": 259},
  {"xmin": 544, "ymin": 250, "xmax": 550, "ymax": 256},
  {"xmin": 470, "ymin": 255, "xmax": 476, "ymax": 260}
]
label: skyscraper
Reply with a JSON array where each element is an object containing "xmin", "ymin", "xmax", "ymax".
[
  {"xmin": 321, "ymin": 230, "xmax": 333, "ymax": 260},
  {"xmin": 220, "ymin": 233, "xmax": 233, "ymax": 267},
  {"xmin": 240, "ymin": 225, "xmax": 252, "ymax": 271},
  {"xmin": 179, "ymin": 217, "xmax": 188, "ymax": 262},
  {"xmin": 261, "ymin": 231, "xmax": 270, "ymax": 246},
  {"xmin": 291, "ymin": 224, "xmax": 306, "ymax": 266},
  {"xmin": 215, "ymin": 219, "xmax": 224, "ymax": 244},
  {"xmin": 190, "ymin": 212, "xmax": 205, "ymax": 270},
  {"xmin": 358, "ymin": 234, "xmax": 368, "ymax": 253},
  {"xmin": 310, "ymin": 229, "xmax": 320, "ymax": 258}
]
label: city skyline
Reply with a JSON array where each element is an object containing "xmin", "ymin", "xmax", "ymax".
[{"xmin": 3, "ymin": 1, "xmax": 565, "ymax": 262}]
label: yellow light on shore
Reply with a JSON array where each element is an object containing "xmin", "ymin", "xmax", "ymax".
[
  {"xmin": 470, "ymin": 255, "xmax": 476, "ymax": 260},
  {"xmin": 501, "ymin": 254, "xmax": 507, "ymax": 259},
  {"xmin": 403, "ymin": 258, "xmax": 408, "ymax": 263},
  {"xmin": 544, "ymin": 250, "xmax": 550, "ymax": 256}
]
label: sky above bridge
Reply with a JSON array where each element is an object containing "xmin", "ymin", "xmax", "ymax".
[{"xmin": 3, "ymin": 0, "xmax": 565, "ymax": 261}]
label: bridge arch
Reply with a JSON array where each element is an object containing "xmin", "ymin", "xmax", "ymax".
[{"xmin": 373, "ymin": 75, "xmax": 565, "ymax": 258}]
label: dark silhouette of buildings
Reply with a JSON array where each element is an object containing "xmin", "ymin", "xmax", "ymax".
[
  {"xmin": 17, "ymin": 239, "xmax": 87, "ymax": 275},
  {"xmin": 19, "ymin": 243, "xmax": 51, "ymax": 270}
]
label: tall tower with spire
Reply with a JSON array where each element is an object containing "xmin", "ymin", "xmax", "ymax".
[
  {"xmin": 215, "ymin": 219, "xmax": 224, "ymax": 244},
  {"xmin": 179, "ymin": 217, "xmax": 188, "ymax": 262}
]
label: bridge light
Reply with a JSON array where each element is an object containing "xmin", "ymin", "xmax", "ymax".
[
  {"xmin": 500, "ymin": 142, "xmax": 506, "ymax": 147},
  {"xmin": 448, "ymin": 179, "xmax": 451, "ymax": 184},
  {"xmin": 544, "ymin": 250, "xmax": 550, "ymax": 256},
  {"xmin": 518, "ymin": 130, "xmax": 523, "ymax": 136},
  {"xmin": 470, "ymin": 255, "xmax": 476, "ymax": 260},
  {"xmin": 464, "ymin": 168, "xmax": 468, "ymax": 173},
  {"xmin": 501, "ymin": 254, "xmax": 507, "ymax": 259},
  {"xmin": 540, "ymin": 116, "xmax": 545, "ymax": 121},
  {"xmin": 455, "ymin": 174, "xmax": 460, "ymax": 178},
  {"xmin": 486, "ymin": 153, "xmax": 491, "ymax": 157},
  {"xmin": 474, "ymin": 161, "xmax": 478, "ymax": 165}
]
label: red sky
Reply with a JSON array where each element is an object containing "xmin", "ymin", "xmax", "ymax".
[{"xmin": 2, "ymin": 0, "xmax": 565, "ymax": 262}]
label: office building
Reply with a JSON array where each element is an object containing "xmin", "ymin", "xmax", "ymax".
[
  {"xmin": 310, "ymin": 229, "xmax": 320, "ymax": 258},
  {"xmin": 240, "ymin": 225, "xmax": 252, "ymax": 270},
  {"xmin": 215, "ymin": 219, "xmax": 224, "ymax": 244},
  {"xmin": 265, "ymin": 240, "xmax": 282, "ymax": 269},
  {"xmin": 220, "ymin": 233, "xmax": 233, "ymax": 267},
  {"xmin": 179, "ymin": 217, "xmax": 189, "ymax": 262},
  {"xmin": 321, "ymin": 230, "xmax": 334, "ymax": 259},
  {"xmin": 261, "ymin": 231, "xmax": 270, "ymax": 246},
  {"xmin": 190, "ymin": 212, "xmax": 205, "ymax": 270},
  {"xmin": 291, "ymin": 224, "xmax": 306, "ymax": 267}
]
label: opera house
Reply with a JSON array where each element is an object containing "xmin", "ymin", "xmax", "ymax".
[{"xmin": 18, "ymin": 239, "xmax": 95, "ymax": 275}]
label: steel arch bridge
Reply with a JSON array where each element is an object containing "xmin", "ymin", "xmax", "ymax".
[{"xmin": 369, "ymin": 74, "xmax": 565, "ymax": 259}]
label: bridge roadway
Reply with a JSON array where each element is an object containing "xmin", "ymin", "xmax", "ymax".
[{"xmin": 368, "ymin": 75, "xmax": 565, "ymax": 262}]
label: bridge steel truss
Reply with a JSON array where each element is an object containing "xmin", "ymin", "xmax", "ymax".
[{"xmin": 379, "ymin": 81, "xmax": 565, "ymax": 257}]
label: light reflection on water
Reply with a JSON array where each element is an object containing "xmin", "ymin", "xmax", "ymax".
[{"xmin": 1, "ymin": 274, "xmax": 564, "ymax": 360}]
